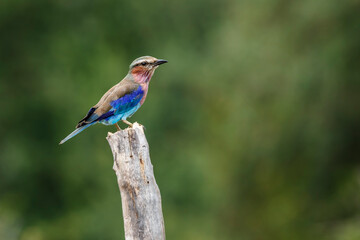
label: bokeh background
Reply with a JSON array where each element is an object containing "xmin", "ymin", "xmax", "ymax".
[{"xmin": 1, "ymin": 0, "xmax": 359, "ymax": 239}]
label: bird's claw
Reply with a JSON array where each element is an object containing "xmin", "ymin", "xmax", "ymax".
[
  {"xmin": 115, "ymin": 123, "xmax": 122, "ymax": 131},
  {"xmin": 122, "ymin": 120, "xmax": 133, "ymax": 128}
]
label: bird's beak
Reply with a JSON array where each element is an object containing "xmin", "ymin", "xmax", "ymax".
[{"xmin": 154, "ymin": 59, "xmax": 168, "ymax": 66}]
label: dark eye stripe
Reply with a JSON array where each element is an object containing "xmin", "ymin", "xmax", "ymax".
[{"xmin": 134, "ymin": 62, "xmax": 147, "ymax": 67}]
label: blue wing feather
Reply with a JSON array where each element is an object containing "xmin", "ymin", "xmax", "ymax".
[
  {"xmin": 95, "ymin": 110, "xmax": 115, "ymax": 122},
  {"xmin": 95, "ymin": 86, "xmax": 144, "ymax": 124},
  {"xmin": 110, "ymin": 86, "xmax": 144, "ymax": 112}
]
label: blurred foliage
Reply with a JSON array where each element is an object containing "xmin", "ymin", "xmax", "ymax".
[{"xmin": 1, "ymin": 0, "xmax": 359, "ymax": 239}]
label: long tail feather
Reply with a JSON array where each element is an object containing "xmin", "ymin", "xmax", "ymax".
[{"xmin": 59, "ymin": 123, "xmax": 95, "ymax": 145}]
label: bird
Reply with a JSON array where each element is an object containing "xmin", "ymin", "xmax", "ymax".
[{"xmin": 59, "ymin": 56, "xmax": 167, "ymax": 144}]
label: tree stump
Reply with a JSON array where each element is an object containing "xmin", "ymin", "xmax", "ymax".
[{"xmin": 107, "ymin": 123, "xmax": 165, "ymax": 240}]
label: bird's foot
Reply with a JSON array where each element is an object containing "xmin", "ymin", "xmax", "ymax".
[
  {"xmin": 122, "ymin": 120, "xmax": 133, "ymax": 128},
  {"xmin": 115, "ymin": 123, "xmax": 122, "ymax": 131}
]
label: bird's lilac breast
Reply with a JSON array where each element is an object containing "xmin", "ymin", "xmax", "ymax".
[{"xmin": 139, "ymin": 84, "xmax": 149, "ymax": 105}]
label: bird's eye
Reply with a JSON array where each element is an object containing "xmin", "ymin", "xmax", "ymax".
[{"xmin": 141, "ymin": 62, "xmax": 147, "ymax": 66}]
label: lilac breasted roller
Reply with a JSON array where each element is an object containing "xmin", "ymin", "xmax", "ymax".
[{"xmin": 59, "ymin": 56, "xmax": 167, "ymax": 144}]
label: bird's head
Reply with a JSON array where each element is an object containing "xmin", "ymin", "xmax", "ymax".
[{"xmin": 129, "ymin": 56, "xmax": 167, "ymax": 83}]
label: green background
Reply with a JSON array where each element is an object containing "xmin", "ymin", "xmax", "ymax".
[{"xmin": 1, "ymin": 0, "xmax": 359, "ymax": 239}]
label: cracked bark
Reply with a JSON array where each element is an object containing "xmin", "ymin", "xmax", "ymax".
[{"xmin": 107, "ymin": 123, "xmax": 165, "ymax": 240}]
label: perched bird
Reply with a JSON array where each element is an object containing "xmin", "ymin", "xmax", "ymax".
[{"xmin": 59, "ymin": 56, "xmax": 167, "ymax": 144}]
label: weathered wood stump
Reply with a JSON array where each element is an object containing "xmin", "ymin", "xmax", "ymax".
[{"xmin": 107, "ymin": 123, "xmax": 165, "ymax": 240}]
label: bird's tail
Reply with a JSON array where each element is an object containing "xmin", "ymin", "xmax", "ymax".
[{"xmin": 59, "ymin": 123, "xmax": 95, "ymax": 145}]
